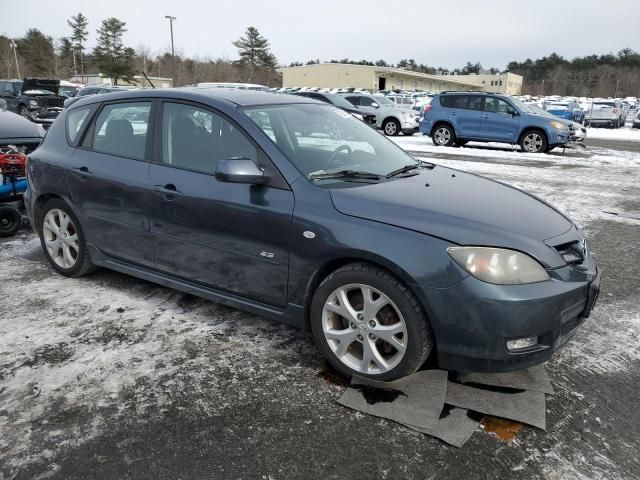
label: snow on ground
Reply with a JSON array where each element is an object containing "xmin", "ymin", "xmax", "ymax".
[
  {"xmin": 586, "ymin": 125, "xmax": 640, "ymax": 142},
  {"xmin": 1, "ymin": 138, "xmax": 639, "ymax": 478}
]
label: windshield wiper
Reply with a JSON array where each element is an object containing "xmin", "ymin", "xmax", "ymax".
[
  {"xmin": 309, "ymin": 170, "xmax": 382, "ymax": 182},
  {"xmin": 386, "ymin": 160, "xmax": 435, "ymax": 178}
]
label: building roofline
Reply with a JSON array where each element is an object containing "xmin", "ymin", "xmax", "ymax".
[{"xmin": 276, "ymin": 63, "xmax": 485, "ymax": 88}]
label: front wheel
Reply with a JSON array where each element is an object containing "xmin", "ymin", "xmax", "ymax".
[
  {"xmin": 520, "ymin": 130, "xmax": 547, "ymax": 153},
  {"xmin": 382, "ymin": 118, "xmax": 401, "ymax": 136},
  {"xmin": 39, "ymin": 199, "xmax": 96, "ymax": 277},
  {"xmin": 310, "ymin": 263, "xmax": 433, "ymax": 381}
]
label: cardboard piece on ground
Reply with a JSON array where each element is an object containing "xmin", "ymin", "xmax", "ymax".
[
  {"xmin": 337, "ymin": 370, "xmax": 448, "ymax": 430},
  {"xmin": 457, "ymin": 364, "xmax": 554, "ymax": 394},
  {"xmin": 400, "ymin": 406, "xmax": 481, "ymax": 448},
  {"xmin": 445, "ymin": 381, "xmax": 547, "ymax": 430}
]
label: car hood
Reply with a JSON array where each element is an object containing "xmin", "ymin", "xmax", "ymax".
[
  {"xmin": 21, "ymin": 78, "xmax": 60, "ymax": 95},
  {"xmin": 330, "ymin": 167, "xmax": 573, "ymax": 268}
]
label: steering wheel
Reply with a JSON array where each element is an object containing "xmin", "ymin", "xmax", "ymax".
[{"xmin": 326, "ymin": 144, "xmax": 352, "ymax": 167}]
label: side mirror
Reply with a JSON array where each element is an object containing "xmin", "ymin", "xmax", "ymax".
[
  {"xmin": 215, "ymin": 157, "xmax": 267, "ymax": 184},
  {"xmin": 506, "ymin": 107, "xmax": 517, "ymax": 116},
  {"xmin": 371, "ymin": 102, "xmax": 380, "ymax": 108},
  {"xmin": 0, "ymin": 99, "xmax": 6, "ymax": 111}
]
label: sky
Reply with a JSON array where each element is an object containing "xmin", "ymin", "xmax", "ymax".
[{"xmin": 2, "ymin": 0, "xmax": 639, "ymax": 69}]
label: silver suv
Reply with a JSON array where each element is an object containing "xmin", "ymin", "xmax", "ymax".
[
  {"xmin": 584, "ymin": 99, "xmax": 626, "ymax": 128},
  {"xmin": 341, "ymin": 93, "xmax": 420, "ymax": 136}
]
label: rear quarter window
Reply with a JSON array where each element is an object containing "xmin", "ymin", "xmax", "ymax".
[{"xmin": 66, "ymin": 106, "xmax": 93, "ymax": 145}]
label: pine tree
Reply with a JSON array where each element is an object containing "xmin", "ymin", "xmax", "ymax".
[
  {"xmin": 15, "ymin": 29, "xmax": 55, "ymax": 76},
  {"xmin": 67, "ymin": 13, "xmax": 88, "ymax": 79},
  {"xmin": 232, "ymin": 27, "xmax": 277, "ymax": 82},
  {"xmin": 93, "ymin": 17, "xmax": 135, "ymax": 84}
]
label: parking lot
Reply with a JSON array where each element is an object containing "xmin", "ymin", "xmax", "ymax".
[{"xmin": 1, "ymin": 128, "xmax": 638, "ymax": 479}]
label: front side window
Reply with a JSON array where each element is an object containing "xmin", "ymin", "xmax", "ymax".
[
  {"xmin": 161, "ymin": 102, "xmax": 258, "ymax": 175},
  {"xmin": 86, "ymin": 102, "xmax": 150, "ymax": 160},
  {"xmin": 66, "ymin": 106, "xmax": 92, "ymax": 144},
  {"xmin": 484, "ymin": 97, "xmax": 512, "ymax": 114},
  {"xmin": 244, "ymin": 103, "xmax": 417, "ymax": 184}
]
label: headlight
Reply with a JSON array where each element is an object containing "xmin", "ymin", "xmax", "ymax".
[
  {"xmin": 447, "ymin": 247, "xmax": 550, "ymax": 285},
  {"xmin": 550, "ymin": 121, "xmax": 569, "ymax": 130},
  {"xmin": 29, "ymin": 99, "xmax": 38, "ymax": 107}
]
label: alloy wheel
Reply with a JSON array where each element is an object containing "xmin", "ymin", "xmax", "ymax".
[
  {"xmin": 523, "ymin": 133, "xmax": 543, "ymax": 152},
  {"xmin": 321, "ymin": 283, "xmax": 408, "ymax": 375},
  {"xmin": 434, "ymin": 127, "xmax": 451, "ymax": 145},
  {"xmin": 42, "ymin": 209, "xmax": 79, "ymax": 269},
  {"xmin": 384, "ymin": 121, "xmax": 398, "ymax": 135}
]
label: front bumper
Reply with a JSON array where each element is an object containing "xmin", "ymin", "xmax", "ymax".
[
  {"xmin": 27, "ymin": 107, "xmax": 62, "ymax": 124},
  {"xmin": 401, "ymin": 116, "xmax": 420, "ymax": 131},
  {"xmin": 419, "ymin": 256, "xmax": 600, "ymax": 372}
]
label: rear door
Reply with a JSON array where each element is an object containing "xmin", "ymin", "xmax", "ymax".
[
  {"xmin": 479, "ymin": 97, "xmax": 519, "ymax": 142},
  {"xmin": 67, "ymin": 100, "xmax": 154, "ymax": 265},
  {"xmin": 442, "ymin": 95, "xmax": 483, "ymax": 139},
  {"xmin": 148, "ymin": 100, "xmax": 294, "ymax": 306}
]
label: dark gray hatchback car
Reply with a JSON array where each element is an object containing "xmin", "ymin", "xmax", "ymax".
[{"xmin": 24, "ymin": 88, "xmax": 600, "ymax": 380}]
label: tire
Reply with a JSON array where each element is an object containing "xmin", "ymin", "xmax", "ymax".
[
  {"xmin": 38, "ymin": 199, "xmax": 96, "ymax": 277},
  {"xmin": 0, "ymin": 206, "xmax": 21, "ymax": 237},
  {"xmin": 431, "ymin": 124, "xmax": 456, "ymax": 147},
  {"xmin": 310, "ymin": 262, "xmax": 433, "ymax": 381},
  {"xmin": 19, "ymin": 105, "xmax": 29, "ymax": 118},
  {"xmin": 519, "ymin": 129, "xmax": 547, "ymax": 153},
  {"xmin": 382, "ymin": 118, "xmax": 401, "ymax": 136}
]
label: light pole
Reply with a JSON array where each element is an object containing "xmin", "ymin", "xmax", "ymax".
[
  {"xmin": 165, "ymin": 15, "xmax": 177, "ymax": 87},
  {"xmin": 11, "ymin": 40, "xmax": 20, "ymax": 79}
]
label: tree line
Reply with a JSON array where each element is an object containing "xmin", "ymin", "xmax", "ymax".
[
  {"xmin": 1, "ymin": 14, "xmax": 638, "ymax": 96},
  {"xmin": 0, "ymin": 15, "xmax": 279, "ymax": 86}
]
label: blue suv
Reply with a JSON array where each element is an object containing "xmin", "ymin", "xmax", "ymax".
[{"xmin": 420, "ymin": 92, "xmax": 573, "ymax": 153}]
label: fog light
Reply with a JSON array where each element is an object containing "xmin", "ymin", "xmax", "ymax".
[{"xmin": 506, "ymin": 336, "xmax": 538, "ymax": 352}]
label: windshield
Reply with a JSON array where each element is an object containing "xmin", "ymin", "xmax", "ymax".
[
  {"xmin": 374, "ymin": 96, "xmax": 395, "ymax": 107},
  {"xmin": 509, "ymin": 97, "xmax": 536, "ymax": 114},
  {"xmin": 243, "ymin": 103, "xmax": 417, "ymax": 184}
]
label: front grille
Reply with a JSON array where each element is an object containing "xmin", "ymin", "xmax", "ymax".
[{"xmin": 39, "ymin": 96, "xmax": 64, "ymax": 108}]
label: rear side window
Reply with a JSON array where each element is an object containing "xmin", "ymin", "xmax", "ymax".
[
  {"xmin": 84, "ymin": 102, "xmax": 151, "ymax": 160},
  {"xmin": 66, "ymin": 106, "xmax": 92, "ymax": 145},
  {"xmin": 344, "ymin": 96, "xmax": 361, "ymax": 106},
  {"xmin": 440, "ymin": 95, "xmax": 482, "ymax": 110},
  {"xmin": 161, "ymin": 102, "xmax": 258, "ymax": 175}
]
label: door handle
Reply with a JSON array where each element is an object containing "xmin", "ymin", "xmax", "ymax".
[
  {"xmin": 482, "ymin": 114, "xmax": 489, "ymax": 118},
  {"xmin": 153, "ymin": 184, "xmax": 183, "ymax": 198},
  {"xmin": 450, "ymin": 112, "xmax": 456, "ymax": 116},
  {"xmin": 71, "ymin": 166, "xmax": 93, "ymax": 177}
]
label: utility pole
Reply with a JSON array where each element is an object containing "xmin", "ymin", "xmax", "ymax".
[
  {"xmin": 165, "ymin": 16, "xmax": 177, "ymax": 87},
  {"xmin": 540, "ymin": 79, "xmax": 545, "ymax": 96},
  {"xmin": 614, "ymin": 78, "xmax": 620, "ymax": 98},
  {"xmin": 11, "ymin": 40, "xmax": 20, "ymax": 79},
  {"xmin": 72, "ymin": 49, "xmax": 78, "ymax": 77}
]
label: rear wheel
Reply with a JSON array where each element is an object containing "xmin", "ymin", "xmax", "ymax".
[
  {"xmin": 310, "ymin": 262, "xmax": 433, "ymax": 381},
  {"xmin": 432, "ymin": 124, "xmax": 455, "ymax": 147},
  {"xmin": 39, "ymin": 199, "xmax": 96, "ymax": 277},
  {"xmin": 0, "ymin": 206, "xmax": 21, "ymax": 237},
  {"xmin": 520, "ymin": 130, "xmax": 547, "ymax": 153}
]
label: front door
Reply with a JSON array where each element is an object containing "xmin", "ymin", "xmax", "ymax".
[
  {"xmin": 148, "ymin": 101, "xmax": 294, "ymax": 307},
  {"xmin": 67, "ymin": 100, "xmax": 154, "ymax": 265},
  {"xmin": 479, "ymin": 97, "xmax": 520, "ymax": 142}
]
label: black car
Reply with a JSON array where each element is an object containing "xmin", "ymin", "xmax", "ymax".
[
  {"xmin": 292, "ymin": 91, "xmax": 377, "ymax": 126},
  {"xmin": 0, "ymin": 101, "xmax": 45, "ymax": 153},
  {"xmin": 0, "ymin": 78, "xmax": 65, "ymax": 125}
]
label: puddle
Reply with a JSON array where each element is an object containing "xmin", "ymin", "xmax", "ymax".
[{"xmin": 481, "ymin": 415, "xmax": 524, "ymax": 441}]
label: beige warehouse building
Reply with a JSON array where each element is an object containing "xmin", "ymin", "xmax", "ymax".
[{"xmin": 277, "ymin": 63, "xmax": 522, "ymax": 95}]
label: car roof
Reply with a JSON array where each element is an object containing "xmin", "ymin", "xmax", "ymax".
[{"xmin": 70, "ymin": 87, "xmax": 319, "ymax": 108}]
